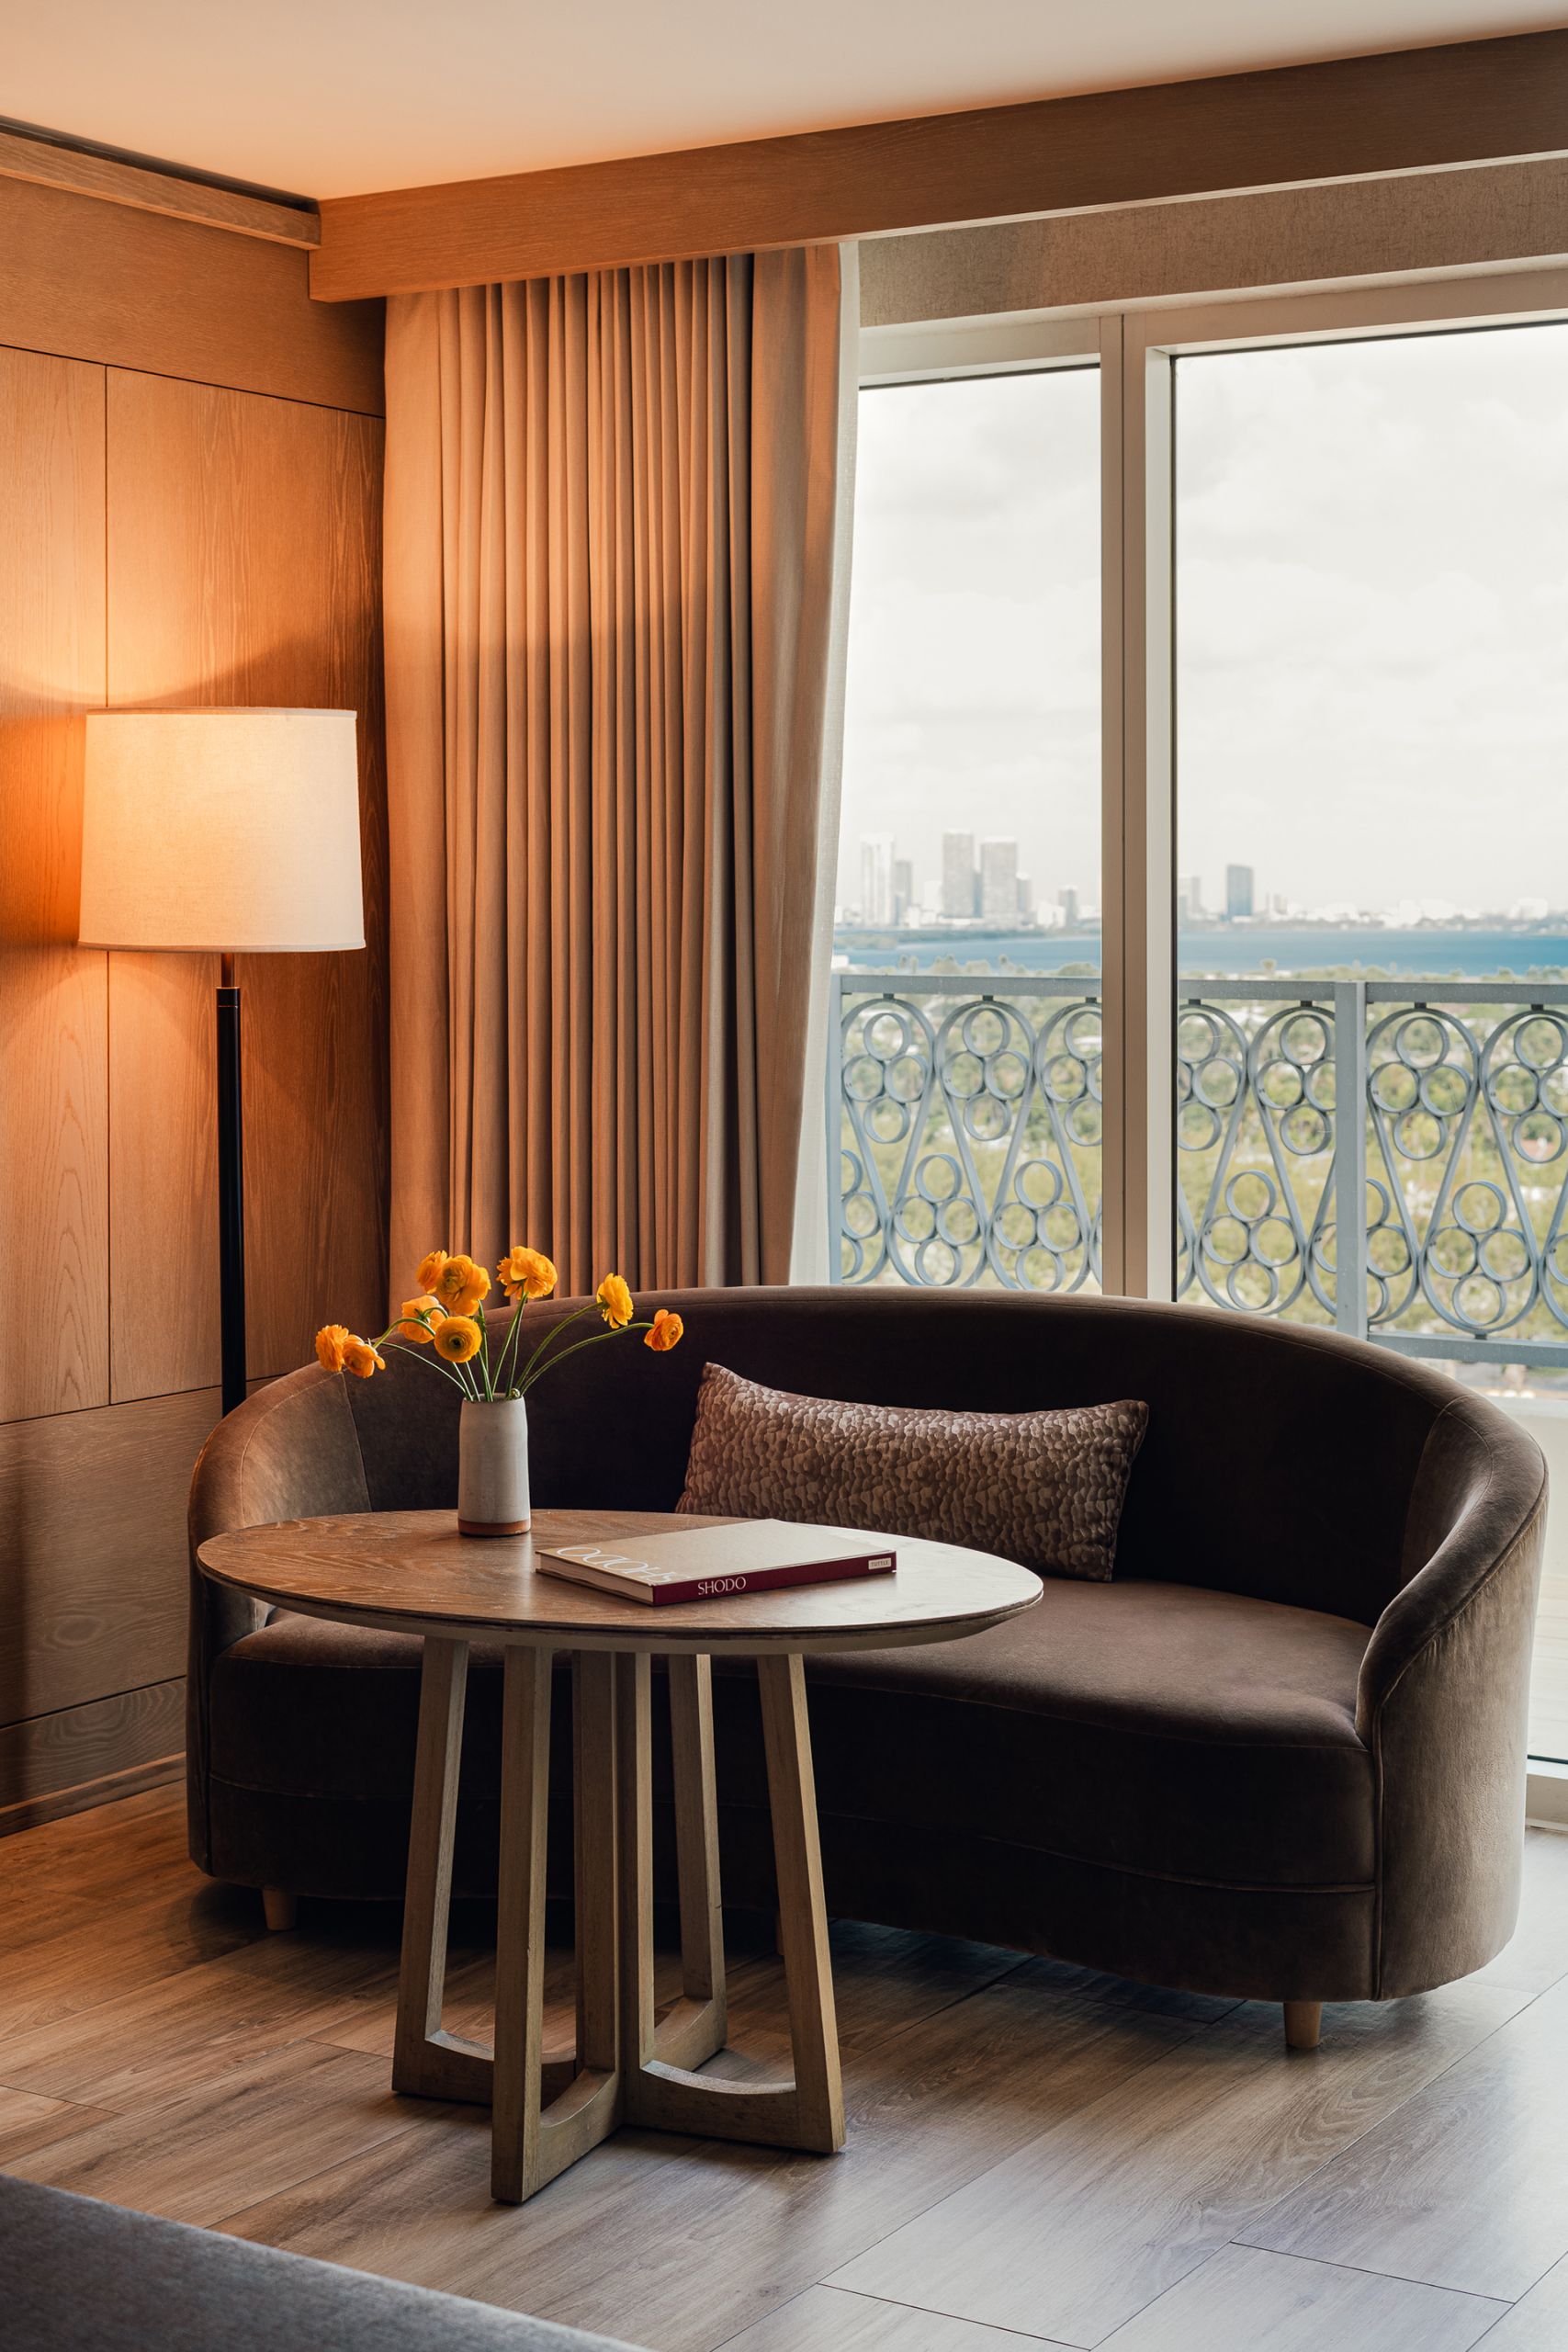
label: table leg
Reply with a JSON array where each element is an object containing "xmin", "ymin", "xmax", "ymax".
[
  {"xmin": 661, "ymin": 1654, "xmax": 728, "ymax": 2069},
  {"xmin": 401, "ymin": 1637, "xmax": 842, "ymax": 2197},
  {"xmin": 622, "ymin": 1649, "xmax": 843, "ymax": 2155},
  {"xmin": 572, "ymin": 1652, "xmax": 619, "ymax": 2081},
  {"xmin": 615, "ymin": 1651, "xmax": 657, "ymax": 2077},
  {"xmin": 492, "ymin": 1647, "xmax": 624, "ymax": 2204},
  {"xmin": 492, "ymin": 1646, "xmax": 553, "ymax": 2199},
  {"xmin": 393, "ymin": 1636, "xmax": 492, "ymax": 2102},
  {"xmin": 758, "ymin": 1653, "xmax": 845, "ymax": 2154}
]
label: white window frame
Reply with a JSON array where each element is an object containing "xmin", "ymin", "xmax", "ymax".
[
  {"xmin": 1123, "ymin": 266, "xmax": 1568, "ymax": 1300},
  {"xmin": 859, "ymin": 265, "xmax": 1568, "ymax": 1302}
]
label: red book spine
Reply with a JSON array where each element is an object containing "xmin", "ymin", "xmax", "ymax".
[{"xmin": 642, "ymin": 1552, "xmax": 896, "ymax": 1605}]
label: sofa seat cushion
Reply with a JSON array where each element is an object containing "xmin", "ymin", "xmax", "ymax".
[
  {"xmin": 210, "ymin": 1613, "xmax": 525, "ymax": 1801},
  {"xmin": 211, "ymin": 1579, "xmax": 1372, "ymax": 1894},
  {"xmin": 773, "ymin": 1578, "xmax": 1374, "ymax": 1892}
]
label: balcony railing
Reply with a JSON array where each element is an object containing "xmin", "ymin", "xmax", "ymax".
[{"xmin": 829, "ymin": 970, "xmax": 1568, "ymax": 1368}]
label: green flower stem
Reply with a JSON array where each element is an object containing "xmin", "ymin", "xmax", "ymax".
[
  {"xmin": 491, "ymin": 1294, "xmax": 533, "ymax": 1393},
  {"xmin": 381, "ymin": 1339, "xmax": 473, "ymax": 1395},
  {"xmin": 515, "ymin": 1300, "xmax": 598, "ymax": 1392},
  {"xmin": 519, "ymin": 1321, "xmax": 651, "ymax": 1396},
  {"xmin": 474, "ymin": 1303, "xmax": 494, "ymax": 1401}
]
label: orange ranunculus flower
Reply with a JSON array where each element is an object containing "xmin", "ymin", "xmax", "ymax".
[
  {"xmin": 498, "ymin": 1245, "xmax": 557, "ymax": 1303},
  {"xmin": 433, "ymin": 1314, "xmax": 482, "ymax": 1363},
  {"xmin": 644, "ymin": 1308, "xmax": 683, "ymax": 1352},
  {"xmin": 344, "ymin": 1339, "xmax": 386, "ymax": 1379},
  {"xmin": 315, "ymin": 1323, "xmax": 353, "ymax": 1374},
  {"xmin": 596, "ymin": 1272, "xmax": 634, "ymax": 1329},
  {"xmin": 434, "ymin": 1252, "xmax": 488, "ymax": 1314},
  {"xmin": 395, "ymin": 1296, "xmax": 440, "ymax": 1342},
  {"xmin": 415, "ymin": 1249, "xmax": 449, "ymax": 1293}
]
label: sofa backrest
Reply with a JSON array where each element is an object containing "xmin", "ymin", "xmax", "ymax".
[{"xmin": 341, "ymin": 1285, "xmax": 1457, "ymax": 1624}]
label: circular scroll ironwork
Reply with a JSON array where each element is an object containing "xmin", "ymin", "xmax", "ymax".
[{"xmin": 836, "ymin": 988, "xmax": 1102, "ymax": 1292}]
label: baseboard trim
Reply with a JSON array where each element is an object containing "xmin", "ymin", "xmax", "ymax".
[
  {"xmin": 1527, "ymin": 1764, "xmax": 1568, "ymax": 1832},
  {"xmin": 0, "ymin": 1749, "xmax": 183, "ymax": 1838}
]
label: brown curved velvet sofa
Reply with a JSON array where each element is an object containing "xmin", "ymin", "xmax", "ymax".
[{"xmin": 188, "ymin": 1286, "xmax": 1547, "ymax": 2042}]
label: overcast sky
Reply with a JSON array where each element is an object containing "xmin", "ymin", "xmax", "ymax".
[{"xmin": 837, "ymin": 321, "xmax": 1568, "ymax": 922}]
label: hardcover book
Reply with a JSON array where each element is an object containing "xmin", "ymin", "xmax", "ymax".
[{"xmin": 535, "ymin": 1520, "xmax": 897, "ymax": 1606}]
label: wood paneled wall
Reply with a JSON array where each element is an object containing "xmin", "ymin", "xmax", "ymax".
[{"xmin": 0, "ymin": 178, "xmax": 386, "ymax": 1826}]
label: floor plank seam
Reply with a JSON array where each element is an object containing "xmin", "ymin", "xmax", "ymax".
[
  {"xmin": 805, "ymin": 2007, "xmax": 1213, "ymax": 2312},
  {"xmin": 846, "ymin": 2277, "xmax": 1081, "ymax": 2352},
  {"xmin": 1225, "ymin": 1967, "xmax": 1568, "ymax": 2270},
  {"xmin": 1228, "ymin": 2230, "xmax": 1550, "ymax": 2310},
  {"xmin": 205, "ymin": 2111, "xmax": 457, "ymax": 2241},
  {"xmin": 823, "ymin": 2279, "xmax": 1085, "ymax": 2347},
  {"xmin": 829, "ymin": 1951, "xmax": 1038, "ymax": 2056},
  {"xmin": 1217, "ymin": 2237, "xmax": 1520, "ymax": 2305},
  {"xmin": 705, "ymin": 2281, "xmax": 828, "ymax": 2352}
]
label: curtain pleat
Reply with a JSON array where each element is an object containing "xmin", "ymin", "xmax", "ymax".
[{"xmin": 384, "ymin": 244, "xmax": 846, "ymax": 1299}]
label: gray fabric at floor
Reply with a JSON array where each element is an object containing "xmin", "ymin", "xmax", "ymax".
[{"xmin": 0, "ymin": 2175, "xmax": 644, "ymax": 2351}]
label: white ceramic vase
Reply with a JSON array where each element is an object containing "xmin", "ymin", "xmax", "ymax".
[{"xmin": 457, "ymin": 1396, "xmax": 531, "ymax": 1537}]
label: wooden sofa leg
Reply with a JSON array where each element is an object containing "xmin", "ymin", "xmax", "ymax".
[
  {"xmin": 262, "ymin": 1887, "xmax": 298, "ymax": 1932},
  {"xmin": 1283, "ymin": 2001, "xmax": 1322, "ymax": 2051}
]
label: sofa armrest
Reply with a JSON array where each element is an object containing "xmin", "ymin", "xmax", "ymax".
[
  {"xmin": 186, "ymin": 1363, "xmax": 371, "ymax": 1871},
  {"xmin": 1355, "ymin": 1392, "xmax": 1548, "ymax": 1997}
]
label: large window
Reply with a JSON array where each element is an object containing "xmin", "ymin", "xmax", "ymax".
[{"xmin": 829, "ymin": 277, "xmax": 1568, "ymax": 1758}]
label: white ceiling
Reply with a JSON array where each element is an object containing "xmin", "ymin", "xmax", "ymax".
[{"xmin": 9, "ymin": 1, "xmax": 1563, "ymax": 201}]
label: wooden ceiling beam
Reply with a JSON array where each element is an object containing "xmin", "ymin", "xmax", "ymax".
[{"xmin": 310, "ymin": 28, "xmax": 1568, "ymax": 301}]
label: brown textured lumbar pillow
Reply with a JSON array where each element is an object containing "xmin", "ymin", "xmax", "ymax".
[{"xmin": 677, "ymin": 1363, "xmax": 1147, "ymax": 1582}]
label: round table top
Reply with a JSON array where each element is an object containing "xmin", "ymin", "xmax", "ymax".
[{"xmin": 197, "ymin": 1509, "xmax": 1043, "ymax": 1656}]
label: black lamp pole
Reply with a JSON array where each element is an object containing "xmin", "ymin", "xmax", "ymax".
[{"xmin": 217, "ymin": 952, "xmax": 247, "ymax": 1418}]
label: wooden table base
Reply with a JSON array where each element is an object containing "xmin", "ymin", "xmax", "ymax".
[{"xmin": 392, "ymin": 1638, "xmax": 846, "ymax": 2204}]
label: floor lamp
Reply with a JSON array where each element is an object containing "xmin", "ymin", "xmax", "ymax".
[{"xmin": 79, "ymin": 708, "xmax": 365, "ymax": 1417}]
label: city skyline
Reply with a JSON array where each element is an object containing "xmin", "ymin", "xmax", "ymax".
[
  {"xmin": 839, "ymin": 832, "xmax": 1562, "ymax": 933},
  {"xmin": 840, "ymin": 829, "xmax": 1068, "ymax": 930}
]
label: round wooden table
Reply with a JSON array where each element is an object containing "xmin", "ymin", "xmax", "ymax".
[{"xmin": 197, "ymin": 1508, "xmax": 1042, "ymax": 2204}]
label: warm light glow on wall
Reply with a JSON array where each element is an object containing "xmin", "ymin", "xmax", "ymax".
[{"xmin": 78, "ymin": 707, "xmax": 364, "ymax": 953}]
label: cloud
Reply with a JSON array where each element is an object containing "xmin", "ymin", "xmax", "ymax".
[{"xmin": 840, "ymin": 325, "xmax": 1568, "ymax": 915}]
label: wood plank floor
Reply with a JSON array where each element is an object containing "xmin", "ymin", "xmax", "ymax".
[{"xmin": 3, "ymin": 1786, "xmax": 1568, "ymax": 2350}]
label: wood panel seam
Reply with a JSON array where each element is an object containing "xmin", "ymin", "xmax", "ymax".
[
  {"xmin": 100, "ymin": 356, "xmax": 384, "ymax": 423},
  {"xmin": 0, "ymin": 1678, "xmax": 182, "ymax": 1737}
]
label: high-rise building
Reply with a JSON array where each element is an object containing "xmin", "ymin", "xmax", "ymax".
[
  {"xmin": 942, "ymin": 831, "xmax": 976, "ymax": 920},
  {"xmin": 1180, "ymin": 873, "xmax": 1205, "ymax": 920},
  {"xmin": 1225, "ymin": 863, "xmax": 1256, "ymax": 922},
  {"xmin": 979, "ymin": 838, "xmax": 1019, "ymax": 921},
  {"xmin": 893, "ymin": 856, "xmax": 914, "ymax": 925},
  {"xmin": 860, "ymin": 833, "xmax": 896, "ymax": 927},
  {"xmin": 1059, "ymin": 884, "xmax": 1080, "ymax": 927},
  {"xmin": 1016, "ymin": 874, "xmax": 1037, "ymax": 924}
]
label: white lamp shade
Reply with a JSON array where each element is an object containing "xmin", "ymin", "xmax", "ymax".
[{"xmin": 78, "ymin": 707, "xmax": 365, "ymax": 953}]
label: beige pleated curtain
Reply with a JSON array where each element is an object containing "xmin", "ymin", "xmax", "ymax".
[{"xmin": 383, "ymin": 246, "xmax": 850, "ymax": 1299}]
